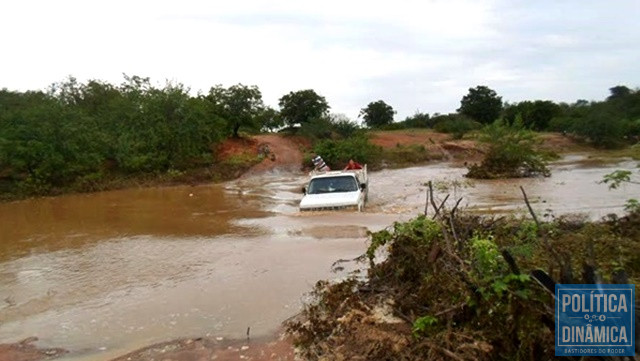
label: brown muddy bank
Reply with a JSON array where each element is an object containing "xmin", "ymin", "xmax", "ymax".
[{"xmin": 0, "ymin": 337, "xmax": 67, "ymax": 361}]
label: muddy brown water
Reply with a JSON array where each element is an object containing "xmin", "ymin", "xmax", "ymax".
[{"xmin": 1, "ymin": 154, "xmax": 638, "ymax": 360}]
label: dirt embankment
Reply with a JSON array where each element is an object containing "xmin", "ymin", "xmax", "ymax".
[
  {"xmin": 217, "ymin": 134, "xmax": 309, "ymax": 174},
  {"xmin": 217, "ymin": 130, "xmax": 586, "ymax": 175},
  {"xmin": 370, "ymin": 130, "xmax": 484, "ymax": 162},
  {"xmin": 369, "ymin": 129, "xmax": 584, "ymax": 161},
  {"xmin": 249, "ymin": 135, "xmax": 309, "ymax": 173}
]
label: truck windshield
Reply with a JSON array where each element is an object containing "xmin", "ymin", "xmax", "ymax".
[{"xmin": 308, "ymin": 176, "xmax": 359, "ymax": 194}]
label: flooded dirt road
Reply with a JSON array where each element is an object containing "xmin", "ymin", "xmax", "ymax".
[{"xmin": 1, "ymin": 154, "xmax": 638, "ymax": 359}]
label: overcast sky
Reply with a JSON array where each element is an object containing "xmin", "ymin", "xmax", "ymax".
[{"xmin": 1, "ymin": 0, "xmax": 639, "ymax": 120}]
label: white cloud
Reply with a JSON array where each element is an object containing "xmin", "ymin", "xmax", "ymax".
[{"xmin": 1, "ymin": 0, "xmax": 639, "ymax": 119}]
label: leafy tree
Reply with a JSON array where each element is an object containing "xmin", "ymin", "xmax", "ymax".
[
  {"xmin": 605, "ymin": 85, "xmax": 640, "ymax": 121},
  {"xmin": 608, "ymin": 85, "xmax": 632, "ymax": 100},
  {"xmin": 458, "ymin": 85, "xmax": 503, "ymax": 124},
  {"xmin": 278, "ymin": 89, "xmax": 329, "ymax": 126},
  {"xmin": 360, "ymin": 100, "xmax": 395, "ymax": 128},
  {"xmin": 503, "ymin": 100, "xmax": 561, "ymax": 130},
  {"xmin": 466, "ymin": 117, "xmax": 551, "ymax": 179},
  {"xmin": 258, "ymin": 107, "xmax": 283, "ymax": 132},
  {"xmin": 207, "ymin": 84, "xmax": 264, "ymax": 138}
]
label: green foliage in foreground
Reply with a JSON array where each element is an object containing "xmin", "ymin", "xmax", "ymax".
[
  {"xmin": 602, "ymin": 167, "xmax": 640, "ymax": 213},
  {"xmin": 602, "ymin": 170, "xmax": 636, "ymax": 189},
  {"xmin": 467, "ymin": 118, "xmax": 553, "ymax": 179},
  {"xmin": 288, "ymin": 209, "xmax": 640, "ymax": 361}
]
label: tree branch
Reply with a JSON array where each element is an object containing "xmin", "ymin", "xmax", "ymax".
[{"xmin": 519, "ymin": 186, "xmax": 539, "ymax": 227}]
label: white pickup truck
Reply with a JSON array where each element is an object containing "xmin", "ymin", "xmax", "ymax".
[{"xmin": 299, "ymin": 165, "xmax": 368, "ymax": 211}]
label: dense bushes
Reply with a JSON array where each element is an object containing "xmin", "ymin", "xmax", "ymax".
[
  {"xmin": 2, "ymin": 78, "xmax": 639, "ymax": 198},
  {"xmin": 466, "ymin": 118, "xmax": 552, "ymax": 179},
  {"xmin": 432, "ymin": 113, "xmax": 480, "ymax": 139},
  {"xmin": 288, "ymin": 207, "xmax": 640, "ymax": 360},
  {"xmin": 402, "ymin": 111, "xmax": 433, "ymax": 128},
  {"xmin": 388, "ymin": 85, "xmax": 640, "ymax": 149},
  {"xmin": 312, "ymin": 135, "xmax": 382, "ymax": 169},
  {"xmin": 503, "ymin": 100, "xmax": 561, "ymax": 131},
  {"xmin": 296, "ymin": 115, "xmax": 363, "ymax": 141},
  {"xmin": 0, "ymin": 76, "xmax": 261, "ymax": 197}
]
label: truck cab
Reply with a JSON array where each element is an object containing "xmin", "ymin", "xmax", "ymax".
[{"xmin": 299, "ymin": 166, "xmax": 368, "ymax": 211}]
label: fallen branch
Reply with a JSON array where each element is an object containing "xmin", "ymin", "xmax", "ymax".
[{"xmin": 421, "ymin": 341, "xmax": 465, "ymax": 361}]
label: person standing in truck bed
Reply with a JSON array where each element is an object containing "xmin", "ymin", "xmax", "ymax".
[
  {"xmin": 343, "ymin": 159, "xmax": 363, "ymax": 170},
  {"xmin": 312, "ymin": 155, "xmax": 330, "ymax": 172}
]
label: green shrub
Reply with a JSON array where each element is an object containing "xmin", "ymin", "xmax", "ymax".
[
  {"xmin": 288, "ymin": 211, "xmax": 640, "ymax": 361},
  {"xmin": 297, "ymin": 117, "xmax": 334, "ymax": 140},
  {"xmin": 402, "ymin": 112, "xmax": 433, "ymax": 128},
  {"xmin": 412, "ymin": 315, "xmax": 438, "ymax": 337},
  {"xmin": 0, "ymin": 76, "xmax": 229, "ymax": 198},
  {"xmin": 572, "ymin": 108, "xmax": 629, "ymax": 148},
  {"xmin": 432, "ymin": 114, "xmax": 480, "ymax": 139},
  {"xmin": 330, "ymin": 117, "xmax": 361, "ymax": 138},
  {"xmin": 313, "ymin": 135, "xmax": 382, "ymax": 169},
  {"xmin": 548, "ymin": 116, "xmax": 575, "ymax": 132},
  {"xmin": 466, "ymin": 117, "xmax": 552, "ymax": 179}
]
